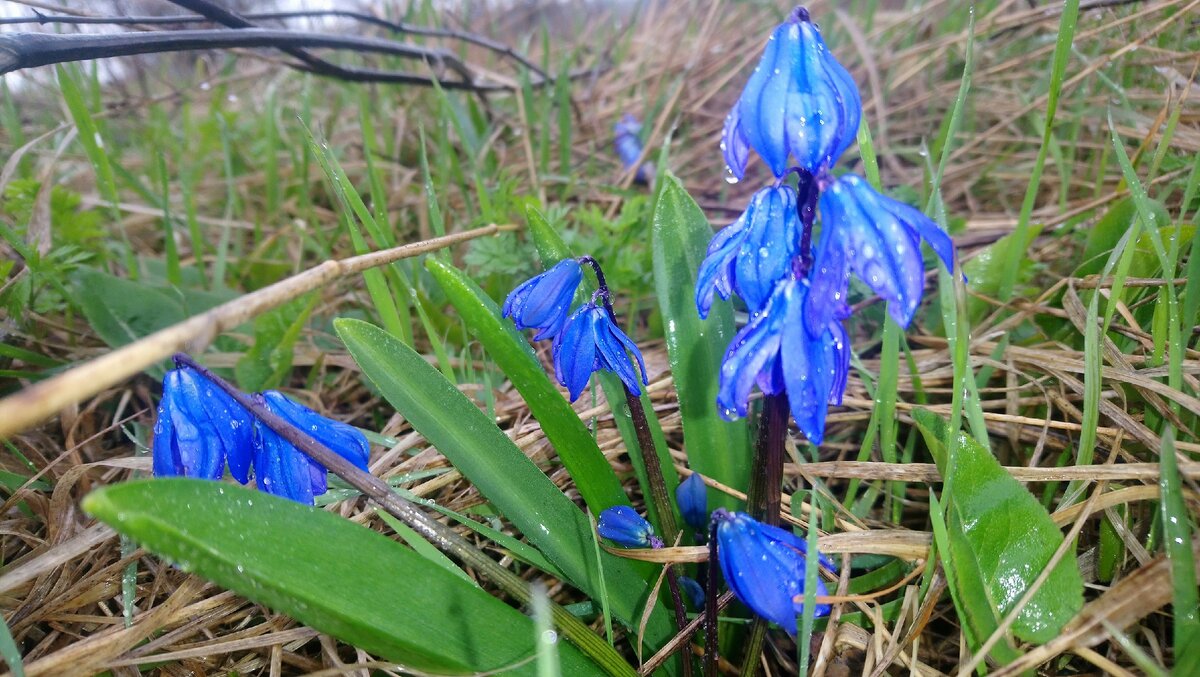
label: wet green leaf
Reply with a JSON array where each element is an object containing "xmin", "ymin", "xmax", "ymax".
[
  {"xmin": 84, "ymin": 479, "xmax": 602, "ymax": 675},
  {"xmin": 650, "ymin": 174, "xmax": 749, "ymax": 509},
  {"xmin": 913, "ymin": 408, "xmax": 1083, "ymax": 645}
]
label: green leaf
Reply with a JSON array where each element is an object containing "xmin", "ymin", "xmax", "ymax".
[
  {"xmin": 959, "ymin": 224, "xmax": 1043, "ymax": 323},
  {"xmin": 650, "ymin": 173, "xmax": 749, "ymax": 509},
  {"xmin": 235, "ymin": 296, "xmax": 315, "ymax": 391},
  {"xmin": 84, "ymin": 479, "xmax": 602, "ymax": 676},
  {"xmin": 912, "ymin": 408, "xmax": 1083, "ymax": 646},
  {"xmin": 334, "ymin": 319, "xmax": 675, "ymax": 649},
  {"xmin": 425, "ymin": 257, "xmax": 629, "ymax": 514},
  {"xmin": 74, "ymin": 267, "xmax": 184, "ymax": 349}
]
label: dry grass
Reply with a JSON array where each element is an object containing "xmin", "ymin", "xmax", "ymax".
[{"xmin": 1, "ymin": 0, "xmax": 1198, "ymax": 675}]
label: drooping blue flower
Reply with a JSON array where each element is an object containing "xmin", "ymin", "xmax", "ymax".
[
  {"xmin": 614, "ymin": 114, "xmax": 652, "ymax": 183},
  {"xmin": 695, "ymin": 184, "xmax": 802, "ymax": 318},
  {"xmin": 807, "ymin": 174, "xmax": 956, "ymax": 333},
  {"xmin": 153, "ymin": 366, "xmax": 253, "ymax": 483},
  {"xmin": 553, "ymin": 303, "xmax": 648, "ymax": 401},
  {"xmin": 502, "ymin": 259, "xmax": 584, "ymax": 340},
  {"xmin": 254, "ymin": 391, "xmax": 371, "ymax": 504},
  {"xmin": 679, "ymin": 576, "xmax": 706, "ymax": 609},
  {"xmin": 676, "ymin": 472, "xmax": 710, "ymax": 532},
  {"xmin": 716, "ymin": 279, "xmax": 849, "ymax": 444},
  {"xmin": 722, "ymin": 7, "xmax": 862, "ymax": 181},
  {"xmin": 712, "ymin": 508, "xmax": 835, "ymax": 634},
  {"xmin": 597, "ymin": 505, "xmax": 660, "ymax": 548}
]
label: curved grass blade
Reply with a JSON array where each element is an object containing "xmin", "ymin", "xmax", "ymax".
[{"xmin": 84, "ymin": 479, "xmax": 603, "ymax": 676}]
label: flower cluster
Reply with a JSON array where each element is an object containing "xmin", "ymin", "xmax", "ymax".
[
  {"xmin": 153, "ymin": 363, "xmax": 369, "ymax": 504},
  {"xmin": 699, "ymin": 6, "xmax": 957, "ymax": 444},
  {"xmin": 503, "ymin": 257, "xmax": 648, "ymax": 401}
]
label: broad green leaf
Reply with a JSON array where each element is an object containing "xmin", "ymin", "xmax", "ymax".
[
  {"xmin": 334, "ymin": 319, "xmax": 676, "ymax": 650},
  {"xmin": 958, "ymin": 224, "xmax": 1043, "ymax": 324},
  {"xmin": 913, "ymin": 408, "xmax": 1083, "ymax": 645},
  {"xmin": 426, "ymin": 257, "xmax": 628, "ymax": 513},
  {"xmin": 651, "ymin": 173, "xmax": 749, "ymax": 509},
  {"xmin": 74, "ymin": 268, "xmax": 184, "ymax": 349},
  {"xmin": 84, "ymin": 479, "xmax": 603, "ymax": 676}
]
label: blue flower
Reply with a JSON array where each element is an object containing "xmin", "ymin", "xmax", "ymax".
[
  {"xmin": 254, "ymin": 391, "xmax": 371, "ymax": 504},
  {"xmin": 153, "ymin": 367, "xmax": 253, "ymax": 483},
  {"xmin": 695, "ymin": 185, "xmax": 802, "ymax": 318},
  {"xmin": 503, "ymin": 259, "xmax": 584, "ymax": 340},
  {"xmin": 679, "ymin": 576, "xmax": 706, "ymax": 609},
  {"xmin": 597, "ymin": 506, "xmax": 660, "ymax": 548},
  {"xmin": 712, "ymin": 508, "xmax": 835, "ymax": 634},
  {"xmin": 807, "ymin": 174, "xmax": 956, "ymax": 332},
  {"xmin": 676, "ymin": 472, "xmax": 710, "ymax": 532},
  {"xmin": 722, "ymin": 7, "xmax": 862, "ymax": 181},
  {"xmin": 717, "ymin": 279, "xmax": 849, "ymax": 444},
  {"xmin": 614, "ymin": 114, "xmax": 652, "ymax": 183},
  {"xmin": 553, "ymin": 304, "xmax": 648, "ymax": 401}
]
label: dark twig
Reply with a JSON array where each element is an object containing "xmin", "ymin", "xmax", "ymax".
[
  {"xmin": 0, "ymin": 29, "xmax": 496, "ymax": 89},
  {"xmin": 0, "ymin": 8, "xmax": 551, "ymax": 83},
  {"xmin": 168, "ymin": 353, "xmax": 635, "ymax": 677},
  {"xmin": 164, "ymin": 0, "xmax": 477, "ymax": 87}
]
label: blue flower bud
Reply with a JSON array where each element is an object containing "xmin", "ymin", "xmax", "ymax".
[
  {"xmin": 553, "ymin": 304, "xmax": 648, "ymax": 401},
  {"xmin": 807, "ymin": 174, "xmax": 956, "ymax": 333},
  {"xmin": 153, "ymin": 367, "xmax": 253, "ymax": 483},
  {"xmin": 713, "ymin": 508, "xmax": 834, "ymax": 635},
  {"xmin": 503, "ymin": 259, "xmax": 584, "ymax": 340},
  {"xmin": 722, "ymin": 7, "xmax": 862, "ymax": 181},
  {"xmin": 614, "ymin": 114, "xmax": 652, "ymax": 183},
  {"xmin": 597, "ymin": 505, "xmax": 658, "ymax": 548},
  {"xmin": 679, "ymin": 576, "xmax": 706, "ymax": 609},
  {"xmin": 695, "ymin": 185, "xmax": 802, "ymax": 318},
  {"xmin": 717, "ymin": 279, "xmax": 849, "ymax": 444},
  {"xmin": 676, "ymin": 472, "xmax": 710, "ymax": 532},
  {"xmin": 254, "ymin": 391, "xmax": 371, "ymax": 504}
]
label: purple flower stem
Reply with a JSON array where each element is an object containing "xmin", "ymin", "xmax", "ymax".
[
  {"xmin": 664, "ymin": 566, "xmax": 695, "ymax": 677},
  {"xmin": 167, "ymin": 353, "xmax": 618, "ymax": 664},
  {"xmin": 576, "ymin": 256, "xmax": 690, "ymax": 665},
  {"xmin": 626, "ymin": 387, "xmax": 692, "ymax": 673},
  {"xmin": 704, "ymin": 522, "xmax": 720, "ymax": 677}
]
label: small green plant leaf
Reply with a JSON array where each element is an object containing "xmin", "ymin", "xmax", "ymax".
[
  {"xmin": 912, "ymin": 408, "xmax": 1084, "ymax": 646},
  {"xmin": 650, "ymin": 173, "xmax": 749, "ymax": 509},
  {"xmin": 74, "ymin": 268, "xmax": 185, "ymax": 349},
  {"xmin": 83, "ymin": 479, "xmax": 603, "ymax": 676},
  {"xmin": 425, "ymin": 257, "xmax": 629, "ymax": 514},
  {"xmin": 334, "ymin": 318, "xmax": 676, "ymax": 651}
]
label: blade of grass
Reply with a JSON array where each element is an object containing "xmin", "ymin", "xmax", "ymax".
[{"xmin": 997, "ymin": 0, "xmax": 1080, "ymax": 302}]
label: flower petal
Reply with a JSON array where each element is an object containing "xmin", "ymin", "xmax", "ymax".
[
  {"xmin": 597, "ymin": 505, "xmax": 656, "ymax": 548},
  {"xmin": 553, "ymin": 306, "xmax": 598, "ymax": 401}
]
